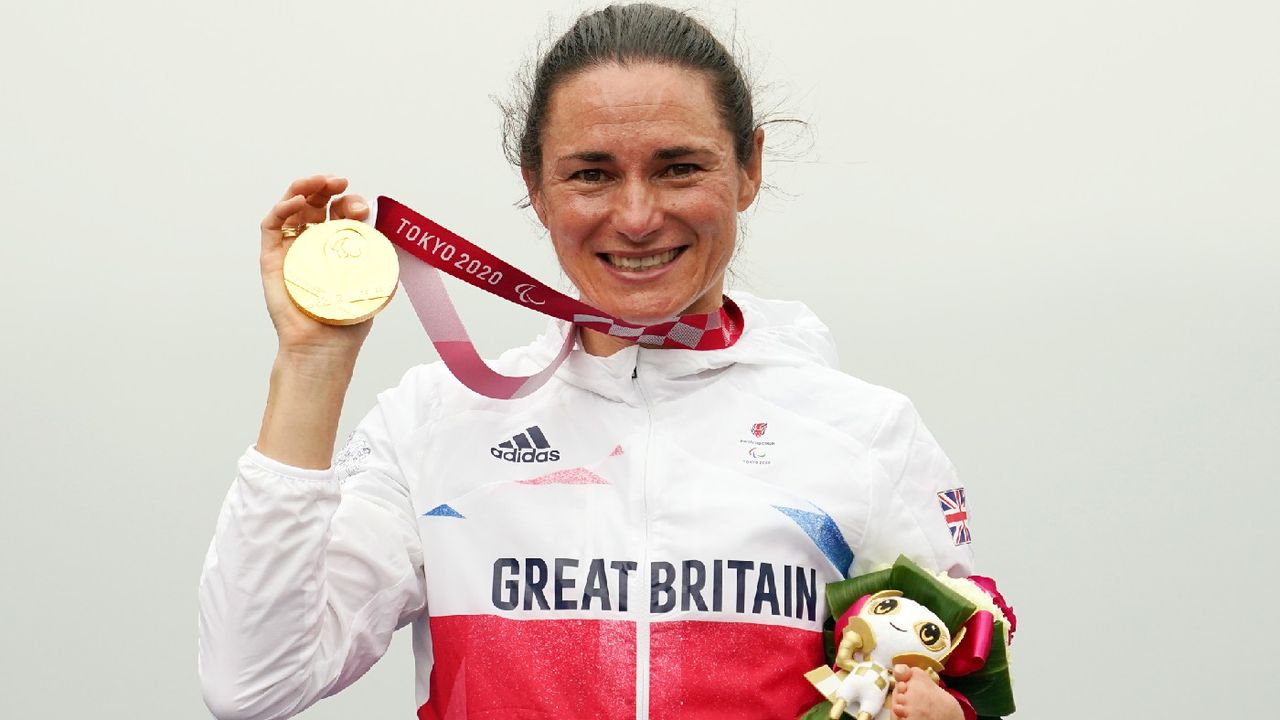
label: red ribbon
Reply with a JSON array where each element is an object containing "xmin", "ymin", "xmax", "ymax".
[
  {"xmin": 943, "ymin": 610, "xmax": 994, "ymax": 676},
  {"xmin": 376, "ymin": 197, "xmax": 742, "ymax": 350}
]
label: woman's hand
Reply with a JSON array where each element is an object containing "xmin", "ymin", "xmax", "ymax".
[
  {"xmin": 255, "ymin": 174, "xmax": 374, "ymax": 469},
  {"xmin": 891, "ymin": 665, "xmax": 964, "ymax": 720},
  {"xmin": 260, "ymin": 174, "xmax": 373, "ymax": 370}
]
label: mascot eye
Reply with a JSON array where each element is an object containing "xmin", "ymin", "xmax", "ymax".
[
  {"xmin": 870, "ymin": 598, "xmax": 900, "ymax": 615},
  {"xmin": 915, "ymin": 621, "xmax": 946, "ymax": 652}
]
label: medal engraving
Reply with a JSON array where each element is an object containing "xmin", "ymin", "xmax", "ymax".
[{"xmin": 283, "ymin": 219, "xmax": 399, "ymax": 325}]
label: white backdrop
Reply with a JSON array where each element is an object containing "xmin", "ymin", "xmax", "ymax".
[{"xmin": 2, "ymin": 1, "xmax": 1277, "ymax": 717}]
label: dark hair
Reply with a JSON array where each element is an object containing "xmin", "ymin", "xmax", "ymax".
[{"xmin": 505, "ymin": 3, "xmax": 756, "ymax": 180}]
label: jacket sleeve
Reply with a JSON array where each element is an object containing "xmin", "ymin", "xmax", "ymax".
[
  {"xmin": 854, "ymin": 395, "xmax": 976, "ymax": 578},
  {"xmin": 198, "ymin": 378, "xmax": 429, "ymax": 720}
]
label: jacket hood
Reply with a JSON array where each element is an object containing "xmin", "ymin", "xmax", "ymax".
[{"xmin": 511, "ymin": 292, "xmax": 840, "ymax": 405}]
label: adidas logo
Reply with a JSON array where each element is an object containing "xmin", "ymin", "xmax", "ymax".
[{"xmin": 490, "ymin": 425, "xmax": 561, "ymax": 463}]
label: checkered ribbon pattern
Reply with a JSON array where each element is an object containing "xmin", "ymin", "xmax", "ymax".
[{"xmin": 374, "ymin": 196, "xmax": 743, "ymax": 399}]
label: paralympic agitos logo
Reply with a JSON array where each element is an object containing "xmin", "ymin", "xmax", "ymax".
[{"xmin": 514, "ymin": 283, "xmax": 545, "ymax": 306}]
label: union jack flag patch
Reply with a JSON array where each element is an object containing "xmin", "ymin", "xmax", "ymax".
[{"xmin": 938, "ymin": 487, "xmax": 972, "ymax": 546}]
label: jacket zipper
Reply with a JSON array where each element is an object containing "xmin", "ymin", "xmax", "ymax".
[{"xmin": 633, "ymin": 355, "xmax": 653, "ymax": 720}]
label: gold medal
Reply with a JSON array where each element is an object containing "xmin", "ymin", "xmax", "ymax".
[{"xmin": 282, "ymin": 219, "xmax": 399, "ymax": 325}]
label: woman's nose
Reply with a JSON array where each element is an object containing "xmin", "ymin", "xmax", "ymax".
[{"xmin": 610, "ymin": 179, "xmax": 662, "ymax": 242}]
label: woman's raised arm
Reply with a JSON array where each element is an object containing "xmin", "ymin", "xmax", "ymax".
[{"xmin": 255, "ymin": 174, "xmax": 372, "ymax": 469}]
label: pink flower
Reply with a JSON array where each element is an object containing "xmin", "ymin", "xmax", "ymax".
[{"xmin": 966, "ymin": 575, "xmax": 1017, "ymax": 643}]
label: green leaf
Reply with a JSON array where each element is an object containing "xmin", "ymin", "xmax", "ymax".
[
  {"xmin": 825, "ymin": 568, "xmax": 892, "ymax": 620},
  {"xmin": 944, "ymin": 619, "xmax": 1016, "ymax": 716},
  {"xmin": 888, "ymin": 556, "xmax": 977, "ymax": 634}
]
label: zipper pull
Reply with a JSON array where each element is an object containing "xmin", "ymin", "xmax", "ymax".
[{"xmin": 632, "ymin": 366, "xmax": 638, "ymax": 379}]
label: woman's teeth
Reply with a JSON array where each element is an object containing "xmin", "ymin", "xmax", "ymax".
[{"xmin": 606, "ymin": 248, "xmax": 680, "ymax": 271}]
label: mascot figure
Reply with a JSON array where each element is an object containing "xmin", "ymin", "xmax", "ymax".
[{"xmin": 803, "ymin": 556, "xmax": 1016, "ymax": 720}]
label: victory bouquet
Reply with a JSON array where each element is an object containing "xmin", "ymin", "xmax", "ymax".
[{"xmin": 802, "ymin": 556, "xmax": 1016, "ymax": 720}]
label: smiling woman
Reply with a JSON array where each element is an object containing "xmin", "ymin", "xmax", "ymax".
[
  {"xmin": 526, "ymin": 62, "xmax": 763, "ymax": 347},
  {"xmin": 198, "ymin": 4, "xmax": 1011, "ymax": 720}
]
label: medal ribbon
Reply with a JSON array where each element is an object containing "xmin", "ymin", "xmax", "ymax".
[{"xmin": 374, "ymin": 196, "xmax": 742, "ymax": 399}]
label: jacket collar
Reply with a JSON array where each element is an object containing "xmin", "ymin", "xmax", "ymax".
[{"xmin": 521, "ymin": 292, "xmax": 840, "ymax": 405}]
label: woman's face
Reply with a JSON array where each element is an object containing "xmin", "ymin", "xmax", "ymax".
[{"xmin": 525, "ymin": 62, "xmax": 764, "ymax": 324}]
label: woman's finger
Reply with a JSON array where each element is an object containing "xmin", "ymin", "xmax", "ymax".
[
  {"xmin": 330, "ymin": 194, "xmax": 369, "ymax": 222},
  {"xmin": 258, "ymin": 193, "xmax": 311, "ymax": 254},
  {"xmin": 262, "ymin": 176, "xmax": 353, "ymax": 254},
  {"xmin": 278, "ymin": 174, "xmax": 330, "ymax": 202},
  {"xmin": 261, "ymin": 194, "xmax": 309, "ymax": 237},
  {"xmin": 297, "ymin": 176, "xmax": 350, "ymax": 224},
  {"xmin": 305, "ymin": 176, "xmax": 348, "ymax": 208}
]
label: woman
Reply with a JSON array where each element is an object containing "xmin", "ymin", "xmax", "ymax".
[{"xmin": 200, "ymin": 5, "xmax": 991, "ymax": 719}]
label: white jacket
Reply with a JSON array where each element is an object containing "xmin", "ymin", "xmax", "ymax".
[{"xmin": 198, "ymin": 293, "xmax": 976, "ymax": 720}]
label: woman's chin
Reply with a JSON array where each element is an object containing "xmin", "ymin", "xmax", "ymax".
[
  {"xmin": 603, "ymin": 305, "xmax": 677, "ymax": 325},
  {"xmin": 587, "ymin": 289, "xmax": 705, "ymax": 325}
]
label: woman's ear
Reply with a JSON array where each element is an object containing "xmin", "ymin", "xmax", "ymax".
[
  {"xmin": 737, "ymin": 127, "xmax": 765, "ymax": 211},
  {"xmin": 522, "ymin": 167, "xmax": 548, "ymax": 226}
]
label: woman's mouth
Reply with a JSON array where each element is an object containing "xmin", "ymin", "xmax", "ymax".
[{"xmin": 600, "ymin": 247, "xmax": 685, "ymax": 272}]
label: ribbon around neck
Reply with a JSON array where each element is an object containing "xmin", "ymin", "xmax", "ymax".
[{"xmin": 374, "ymin": 196, "xmax": 743, "ymax": 399}]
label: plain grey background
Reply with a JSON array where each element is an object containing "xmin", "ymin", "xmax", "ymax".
[{"xmin": 2, "ymin": 0, "xmax": 1276, "ymax": 717}]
